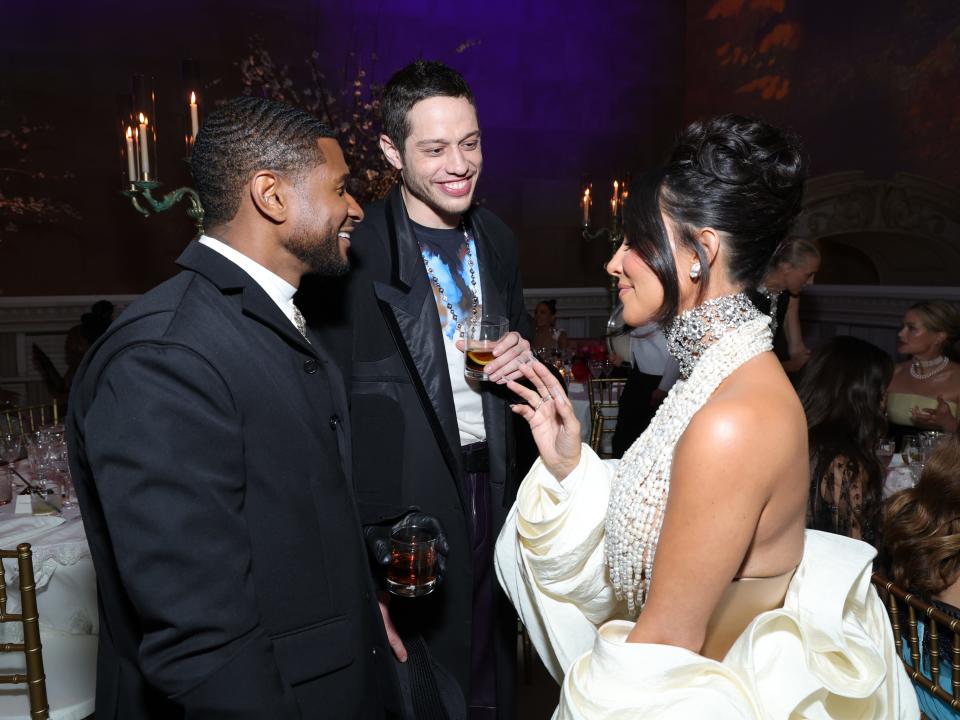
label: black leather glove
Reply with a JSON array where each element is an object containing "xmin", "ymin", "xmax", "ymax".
[{"xmin": 364, "ymin": 511, "xmax": 450, "ymax": 585}]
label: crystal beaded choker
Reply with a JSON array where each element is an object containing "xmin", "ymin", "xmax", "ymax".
[{"xmin": 664, "ymin": 293, "xmax": 765, "ymax": 379}]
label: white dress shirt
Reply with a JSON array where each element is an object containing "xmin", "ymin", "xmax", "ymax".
[{"xmin": 198, "ymin": 235, "xmax": 301, "ymax": 332}]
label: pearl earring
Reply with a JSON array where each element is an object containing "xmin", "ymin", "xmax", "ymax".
[{"xmin": 689, "ymin": 261, "xmax": 701, "ymax": 280}]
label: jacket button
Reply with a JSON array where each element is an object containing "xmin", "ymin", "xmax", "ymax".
[
  {"xmin": 303, "ymin": 359, "xmax": 319, "ymax": 374},
  {"xmin": 329, "ymin": 415, "xmax": 340, "ymax": 429}
]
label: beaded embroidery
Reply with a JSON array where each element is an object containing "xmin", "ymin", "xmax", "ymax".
[{"xmin": 604, "ymin": 294, "xmax": 772, "ymax": 616}]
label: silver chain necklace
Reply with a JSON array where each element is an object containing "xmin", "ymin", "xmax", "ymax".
[{"xmin": 419, "ymin": 222, "xmax": 480, "ymax": 338}]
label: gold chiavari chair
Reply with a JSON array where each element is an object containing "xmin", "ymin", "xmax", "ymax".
[
  {"xmin": 587, "ymin": 377, "xmax": 626, "ymax": 458},
  {"xmin": 1, "ymin": 401, "xmax": 59, "ymax": 437},
  {"xmin": 0, "ymin": 543, "xmax": 49, "ymax": 719},
  {"xmin": 872, "ymin": 572, "xmax": 960, "ymax": 719}
]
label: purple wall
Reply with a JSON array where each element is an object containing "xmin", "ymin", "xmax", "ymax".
[{"xmin": 0, "ymin": 0, "xmax": 685, "ymax": 294}]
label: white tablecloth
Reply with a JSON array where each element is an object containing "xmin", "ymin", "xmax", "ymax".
[
  {"xmin": 0, "ymin": 463, "xmax": 97, "ymax": 642},
  {"xmin": 567, "ymin": 383, "xmax": 592, "ymax": 442},
  {"xmin": 883, "ymin": 454, "xmax": 918, "ymax": 499}
]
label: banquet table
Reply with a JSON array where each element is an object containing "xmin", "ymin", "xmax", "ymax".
[
  {"xmin": 567, "ymin": 382, "xmax": 593, "ymax": 442},
  {"xmin": 0, "ymin": 461, "xmax": 97, "ymax": 720},
  {"xmin": 883, "ymin": 454, "xmax": 917, "ymax": 499}
]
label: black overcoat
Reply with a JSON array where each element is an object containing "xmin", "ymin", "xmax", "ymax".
[
  {"xmin": 305, "ymin": 186, "xmax": 530, "ymax": 717},
  {"xmin": 68, "ymin": 242, "xmax": 402, "ymax": 719}
]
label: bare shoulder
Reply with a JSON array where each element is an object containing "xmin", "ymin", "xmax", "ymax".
[{"xmin": 675, "ymin": 355, "xmax": 805, "ymax": 494}]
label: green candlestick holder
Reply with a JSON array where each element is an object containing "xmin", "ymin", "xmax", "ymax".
[{"xmin": 122, "ymin": 180, "xmax": 204, "ymax": 235}]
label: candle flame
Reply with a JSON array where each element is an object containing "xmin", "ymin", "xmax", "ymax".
[
  {"xmin": 126, "ymin": 126, "xmax": 132, "ymax": 139},
  {"xmin": 190, "ymin": 91, "xmax": 197, "ymax": 105},
  {"xmin": 584, "ymin": 188, "xmax": 590, "ymax": 199},
  {"xmin": 138, "ymin": 112, "xmax": 148, "ymax": 126}
]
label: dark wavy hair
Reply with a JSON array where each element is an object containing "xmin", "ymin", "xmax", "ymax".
[
  {"xmin": 885, "ymin": 431, "xmax": 960, "ymax": 596},
  {"xmin": 623, "ymin": 114, "xmax": 807, "ymax": 324},
  {"xmin": 381, "ymin": 60, "xmax": 475, "ymax": 155},
  {"xmin": 536, "ymin": 299, "xmax": 557, "ymax": 316},
  {"xmin": 189, "ymin": 96, "xmax": 336, "ymax": 228},
  {"xmin": 798, "ymin": 336, "xmax": 894, "ymax": 544}
]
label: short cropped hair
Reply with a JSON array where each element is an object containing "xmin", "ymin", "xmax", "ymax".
[
  {"xmin": 381, "ymin": 60, "xmax": 475, "ymax": 153},
  {"xmin": 189, "ymin": 96, "xmax": 336, "ymax": 227}
]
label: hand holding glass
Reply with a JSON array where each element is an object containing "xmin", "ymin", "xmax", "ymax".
[
  {"xmin": 464, "ymin": 315, "xmax": 509, "ymax": 381},
  {"xmin": 386, "ymin": 525, "xmax": 438, "ymax": 598}
]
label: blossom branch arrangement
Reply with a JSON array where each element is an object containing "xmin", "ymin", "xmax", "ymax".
[
  {"xmin": 237, "ymin": 37, "xmax": 398, "ymax": 205},
  {"xmin": 0, "ymin": 118, "xmax": 79, "ymax": 237}
]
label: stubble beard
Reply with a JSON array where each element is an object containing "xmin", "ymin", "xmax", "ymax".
[{"xmin": 284, "ymin": 224, "xmax": 349, "ymax": 278}]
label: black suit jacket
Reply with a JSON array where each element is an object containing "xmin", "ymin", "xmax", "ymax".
[
  {"xmin": 68, "ymin": 242, "xmax": 401, "ymax": 719},
  {"xmin": 303, "ymin": 186, "xmax": 530, "ymax": 715}
]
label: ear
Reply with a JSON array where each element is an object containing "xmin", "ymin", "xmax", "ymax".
[
  {"xmin": 695, "ymin": 227, "xmax": 722, "ymax": 267},
  {"xmin": 379, "ymin": 134, "xmax": 404, "ymax": 171},
  {"xmin": 250, "ymin": 171, "xmax": 287, "ymax": 223}
]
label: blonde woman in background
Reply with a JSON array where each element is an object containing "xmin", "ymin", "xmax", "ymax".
[{"xmin": 887, "ymin": 300, "xmax": 960, "ymax": 446}]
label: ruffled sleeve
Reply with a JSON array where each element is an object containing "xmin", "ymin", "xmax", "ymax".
[{"xmin": 494, "ymin": 444, "xmax": 624, "ymax": 682}]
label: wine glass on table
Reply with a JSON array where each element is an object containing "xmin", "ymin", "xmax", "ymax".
[
  {"xmin": 901, "ymin": 435, "xmax": 924, "ymax": 482},
  {"xmin": 876, "ymin": 439, "xmax": 895, "ymax": 469},
  {"xmin": 0, "ymin": 430, "xmax": 20, "ymax": 506}
]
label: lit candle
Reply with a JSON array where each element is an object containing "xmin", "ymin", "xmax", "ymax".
[
  {"xmin": 138, "ymin": 112, "xmax": 150, "ymax": 180},
  {"xmin": 581, "ymin": 187, "xmax": 591, "ymax": 226},
  {"xmin": 189, "ymin": 91, "xmax": 199, "ymax": 140},
  {"xmin": 612, "ymin": 179, "xmax": 620, "ymax": 217},
  {"xmin": 125, "ymin": 126, "xmax": 136, "ymax": 182}
]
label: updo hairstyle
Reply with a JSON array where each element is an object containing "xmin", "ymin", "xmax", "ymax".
[
  {"xmin": 624, "ymin": 114, "xmax": 807, "ymax": 324},
  {"xmin": 885, "ymin": 432, "xmax": 960, "ymax": 596}
]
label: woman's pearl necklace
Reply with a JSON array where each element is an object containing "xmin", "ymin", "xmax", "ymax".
[
  {"xmin": 910, "ymin": 355, "xmax": 949, "ymax": 380},
  {"xmin": 604, "ymin": 294, "xmax": 771, "ymax": 616}
]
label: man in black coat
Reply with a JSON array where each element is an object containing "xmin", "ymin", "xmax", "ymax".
[
  {"xmin": 67, "ymin": 97, "xmax": 402, "ymax": 719},
  {"xmin": 306, "ymin": 61, "xmax": 532, "ymax": 719}
]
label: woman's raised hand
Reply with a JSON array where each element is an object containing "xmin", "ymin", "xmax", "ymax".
[{"xmin": 506, "ymin": 360, "xmax": 582, "ymax": 481}]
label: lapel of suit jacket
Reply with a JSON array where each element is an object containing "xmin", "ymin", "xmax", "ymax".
[
  {"xmin": 176, "ymin": 242, "xmax": 331, "ymax": 447},
  {"xmin": 467, "ymin": 210, "xmax": 510, "ymax": 488},
  {"xmin": 372, "ymin": 189, "xmax": 465, "ymax": 496}
]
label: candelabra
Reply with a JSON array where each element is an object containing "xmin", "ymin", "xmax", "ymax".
[
  {"xmin": 580, "ymin": 178, "xmax": 628, "ymax": 310},
  {"xmin": 116, "ymin": 72, "xmax": 205, "ymax": 234}
]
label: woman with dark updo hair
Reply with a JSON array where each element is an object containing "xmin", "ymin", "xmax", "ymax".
[
  {"xmin": 532, "ymin": 299, "xmax": 568, "ymax": 353},
  {"xmin": 495, "ymin": 115, "xmax": 915, "ymax": 716}
]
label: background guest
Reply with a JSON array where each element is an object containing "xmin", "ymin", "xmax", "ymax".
[
  {"xmin": 884, "ymin": 430, "xmax": 960, "ymax": 719},
  {"xmin": 798, "ymin": 336, "xmax": 894, "ymax": 548},
  {"xmin": 610, "ymin": 322, "xmax": 679, "ymax": 458},
  {"xmin": 63, "ymin": 300, "xmax": 115, "ymax": 392},
  {"xmin": 532, "ymin": 299, "xmax": 568, "ymax": 355},
  {"xmin": 887, "ymin": 299, "xmax": 960, "ymax": 445},
  {"xmin": 750, "ymin": 237, "xmax": 821, "ymax": 373}
]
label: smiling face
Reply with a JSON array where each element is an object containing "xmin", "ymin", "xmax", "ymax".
[
  {"xmin": 606, "ymin": 240, "xmax": 666, "ymax": 327},
  {"xmin": 284, "ymin": 138, "xmax": 363, "ymax": 277},
  {"xmin": 897, "ymin": 309, "xmax": 947, "ymax": 359},
  {"xmin": 382, "ymin": 95, "xmax": 481, "ymax": 229}
]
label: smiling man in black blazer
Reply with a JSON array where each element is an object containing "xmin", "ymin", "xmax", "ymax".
[
  {"xmin": 305, "ymin": 61, "xmax": 532, "ymax": 720},
  {"xmin": 67, "ymin": 97, "xmax": 402, "ymax": 719}
]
